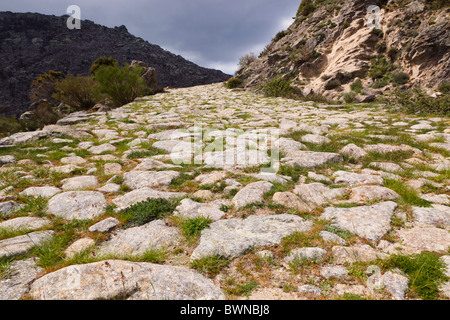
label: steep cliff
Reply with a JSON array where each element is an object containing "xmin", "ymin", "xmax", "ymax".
[
  {"xmin": 236, "ymin": 0, "xmax": 449, "ymax": 101},
  {"xmin": 0, "ymin": 11, "xmax": 231, "ymax": 117}
]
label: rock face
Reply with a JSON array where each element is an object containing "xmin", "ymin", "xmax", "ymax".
[
  {"xmin": 29, "ymin": 260, "xmax": 225, "ymax": 300},
  {"xmin": 236, "ymin": 0, "xmax": 450, "ymax": 99},
  {"xmin": 0, "ymin": 12, "xmax": 230, "ymax": 117}
]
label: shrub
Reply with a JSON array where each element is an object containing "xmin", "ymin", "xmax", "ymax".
[
  {"xmin": 297, "ymin": 0, "xmax": 316, "ymax": 17},
  {"xmin": 262, "ymin": 77, "xmax": 301, "ymax": 99},
  {"xmin": 273, "ymin": 30, "xmax": 288, "ymax": 42},
  {"xmin": 29, "ymin": 70, "xmax": 62, "ymax": 104},
  {"xmin": 390, "ymin": 71, "xmax": 410, "ymax": 86},
  {"xmin": 350, "ymin": 79, "xmax": 363, "ymax": 93},
  {"xmin": 94, "ymin": 64, "xmax": 148, "ymax": 108},
  {"xmin": 343, "ymin": 91, "xmax": 358, "ymax": 103},
  {"xmin": 52, "ymin": 74, "xmax": 98, "ymax": 110},
  {"xmin": 116, "ymin": 198, "xmax": 178, "ymax": 227},
  {"xmin": 368, "ymin": 58, "xmax": 394, "ymax": 80},
  {"xmin": 238, "ymin": 53, "xmax": 257, "ymax": 69},
  {"xmin": 90, "ymin": 56, "xmax": 118, "ymax": 76},
  {"xmin": 389, "ymin": 88, "xmax": 450, "ymax": 116},
  {"xmin": 224, "ymin": 77, "xmax": 243, "ymax": 89},
  {"xmin": 0, "ymin": 116, "xmax": 24, "ymax": 138},
  {"xmin": 438, "ymin": 81, "xmax": 450, "ymax": 94}
]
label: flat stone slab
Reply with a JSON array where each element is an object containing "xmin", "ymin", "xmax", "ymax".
[
  {"xmin": 123, "ymin": 170, "xmax": 180, "ymax": 189},
  {"xmin": 282, "ymin": 151, "xmax": 343, "ymax": 168},
  {"xmin": 201, "ymin": 147, "xmax": 270, "ymax": 169},
  {"xmin": 0, "ymin": 258, "xmax": 43, "ymax": 300},
  {"xmin": 191, "ymin": 214, "xmax": 313, "ymax": 260},
  {"xmin": 88, "ymin": 217, "xmax": 120, "ymax": 233},
  {"xmin": 0, "ymin": 217, "xmax": 51, "ymax": 232},
  {"xmin": 332, "ymin": 245, "xmax": 389, "ymax": 264},
  {"xmin": 293, "ymin": 183, "xmax": 347, "ymax": 207},
  {"xmin": 333, "ymin": 171, "xmax": 384, "ymax": 186},
  {"xmin": 97, "ymin": 220, "xmax": 181, "ymax": 258},
  {"xmin": 112, "ymin": 188, "xmax": 186, "ymax": 210},
  {"xmin": 412, "ymin": 205, "xmax": 450, "ymax": 227},
  {"xmin": 232, "ymin": 181, "xmax": 273, "ymax": 209},
  {"xmin": 0, "ymin": 231, "xmax": 54, "ymax": 258},
  {"xmin": 0, "ymin": 201, "xmax": 24, "ymax": 217},
  {"xmin": 20, "ymin": 186, "xmax": 62, "ymax": 198},
  {"xmin": 61, "ymin": 176, "xmax": 99, "ymax": 191},
  {"xmin": 321, "ymin": 201, "xmax": 398, "ymax": 241},
  {"xmin": 29, "ymin": 260, "xmax": 225, "ymax": 300},
  {"xmin": 47, "ymin": 191, "xmax": 106, "ymax": 220},
  {"xmin": 396, "ymin": 227, "xmax": 450, "ymax": 252},
  {"xmin": 273, "ymin": 138, "xmax": 306, "ymax": 157},
  {"xmin": 348, "ymin": 186, "xmax": 400, "ymax": 204},
  {"xmin": 174, "ymin": 198, "xmax": 226, "ymax": 221},
  {"xmin": 88, "ymin": 143, "xmax": 116, "ymax": 155},
  {"xmin": 0, "ymin": 130, "xmax": 50, "ymax": 146},
  {"xmin": 0, "ymin": 155, "xmax": 15, "ymax": 166}
]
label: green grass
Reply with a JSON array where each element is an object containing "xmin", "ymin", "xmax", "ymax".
[
  {"xmin": 191, "ymin": 255, "xmax": 230, "ymax": 278},
  {"xmin": 115, "ymin": 198, "xmax": 179, "ymax": 227},
  {"xmin": 383, "ymin": 178, "xmax": 432, "ymax": 207},
  {"xmin": 180, "ymin": 217, "xmax": 212, "ymax": 239},
  {"xmin": 383, "ymin": 252, "xmax": 449, "ymax": 300}
]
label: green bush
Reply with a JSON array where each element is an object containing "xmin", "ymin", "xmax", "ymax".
[
  {"xmin": 116, "ymin": 198, "xmax": 178, "ymax": 227},
  {"xmin": 389, "ymin": 88, "xmax": 450, "ymax": 116},
  {"xmin": 350, "ymin": 79, "xmax": 363, "ymax": 93},
  {"xmin": 52, "ymin": 74, "xmax": 98, "ymax": 110},
  {"xmin": 0, "ymin": 116, "xmax": 25, "ymax": 138},
  {"xmin": 390, "ymin": 71, "xmax": 410, "ymax": 85},
  {"xmin": 94, "ymin": 64, "xmax": 148, "ymax": 108},
  {"xmin": 29, "ymin": 70, "xmax": 62, "ymax": 104},
  {"xmin": 224, "ymin": 77, "xmax": 243, "ymax": 89},
  {"xmin": 273, "ymin": 30, "xmax": 288, "ymax": 42},
  {"xmin": 343, "ymin": 91, "xmax": 358, "ymax": 103},
  {"xmin": 90, "ymin": 56, "xmax": 118, "ymax": 76},
  {"xmin": 438, "ymin": 81, "xmax": 450, "ymax": 94},
  {"xmin": 297, "ymin": 0, "xmax": 316, "ymax": 17},
  {"xmin": 368, "ymin": 58, "xmax": 394, "ymax": 80},
  {"xmin": 263, "ymin": 77, "xmax": 301, "ymax": 99}
]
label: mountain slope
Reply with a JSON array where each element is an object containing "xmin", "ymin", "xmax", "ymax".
[
  {"xmin": 236, "ymin": 0, "xmax": 449, "ymax": 101},
  {"xmin": 0, "ymin": 11, "xmax": 231, "ymax": 117}
]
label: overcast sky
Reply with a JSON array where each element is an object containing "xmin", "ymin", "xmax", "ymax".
[{"xmin": 1, "ymin": 0, "xmax": 300, "ymax": 74}]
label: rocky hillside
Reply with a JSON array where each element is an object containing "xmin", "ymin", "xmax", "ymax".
[
  {"xmin": 0, "ymin": 83, "xmax": 449, "ymax": 300},
  {"xmin": 0, "ymin": 11, "xmax": 230, "ymax": 117},
  {"xmin": 236, "ymin": 0, "xmax": 449, "ymax": 101}
]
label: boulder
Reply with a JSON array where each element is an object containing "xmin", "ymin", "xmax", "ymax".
[
  {"xmin": 47, "ymin": 191, "xmax": 106, "ymax": 220},
  {"xmin": 191, "ymin": 214, "xmax": 313, "ymax": 260},
  {"xmin": 29, "ymin": 260, "xmax": 225, "ymax": 300}
]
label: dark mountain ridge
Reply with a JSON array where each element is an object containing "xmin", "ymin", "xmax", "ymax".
[{"xmin": 0, "ymin": 11, "xmax": 231, "ymax": 117}]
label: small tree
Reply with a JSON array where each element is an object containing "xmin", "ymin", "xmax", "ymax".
[
  {"xmin": 94, "ymin": 64, "xmax": 147, "ymax": 107},
  {"xmin": 297, "ymin": 0, "xmax": 316, "ymax": 17},
  {"xmin": 53, "ymin": 74, "xmax": 98, "ymax": 110},
  {"xmin": 238, "ymin": 52, "xmax": 257, "ymax": 69},
  {"xmin": 90, "ymin": 56, "xmax": 118, "ymax": 76},
  {"xmin": 29, "ymin": 70, "xmax": 62, "ymax": 104}
]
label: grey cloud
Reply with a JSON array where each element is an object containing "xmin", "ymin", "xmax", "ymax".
[{"xmin": 1, "ymin": 0, "xmax": 300, "ymax": 74}]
